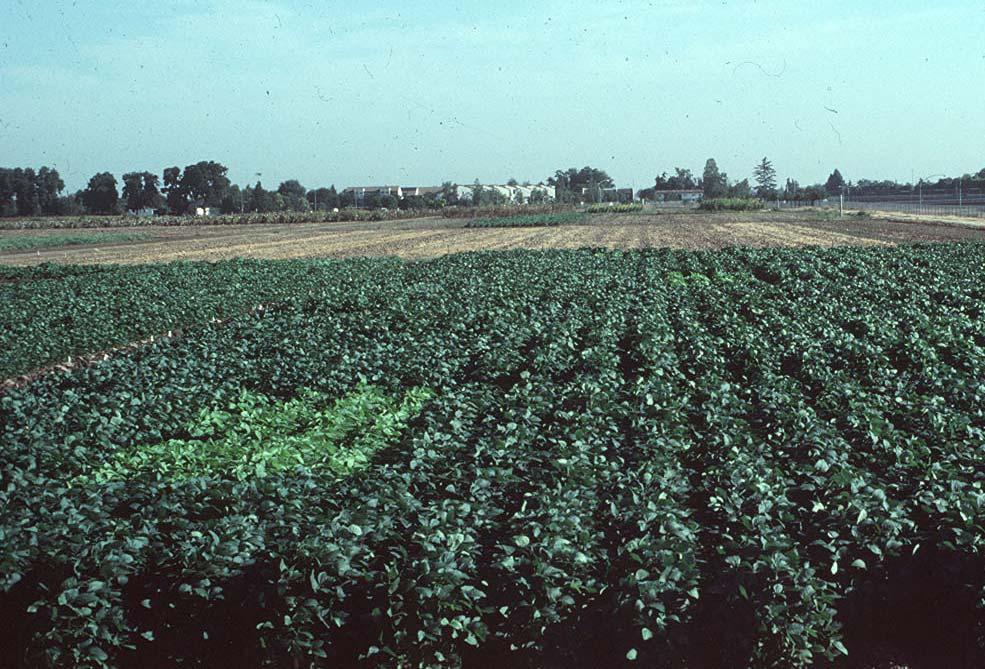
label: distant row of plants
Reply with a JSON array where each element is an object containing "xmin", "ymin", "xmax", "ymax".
[
  {"xmin": 584, "ymin": 202, "xmax": 644, "ymax": 213},
  {"xmin": 698, "ymin": 198, "xmax": 766, "ymax": 211},
  {"xmin": 0, "ymin": 205, "xmax": 582, "ymax": 230},
  {"xmin": 441, "ymin": 204, "xmax": 574, "ymax": 219},
  {"xmin": 0, "ymin": 232, "xmax": 151, "ymax": 251},
  {"xmin": 464, "ymin": 212, "xmax": 586, "ymax": 228},
  {"xmin": 0, "ymin": 209, "xmax": 426, "ymax": 230}
]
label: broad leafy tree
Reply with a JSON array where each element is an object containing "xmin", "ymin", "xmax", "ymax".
[
  {"xmin": 180, "ymin": 161, "xmax": 230, "ymax": 207},
  {"xmin": 654, "ymin": 168, "xmax": 698, "ymax": 191},
  {"xmin": 307, "ymin": 186, "xmax": 340, "ymax": 211},
  {"xmin": 81, "ymin": 172, "xmax": 119, "ymax": 213},
  {"xmin": 163, "ymin": 166, "xmax": 185, "ymax": 214},
  {"xmin": 277, "ymin": 180, "xmax": 309, "ymax": 211},
  {"xmin": 729, "ymin": 179, "xmax": 752, "ymax": 198},
  {"xmin": 548, "ymin": 166, "xmax": 614, "ymax": 203},
  {"xmin": 35, "ymin": 167, "xmax": 64, "ymax": 213},
  {"xmin": 122, "ymin": 172, "xmax": 162, "ymax": 212}
]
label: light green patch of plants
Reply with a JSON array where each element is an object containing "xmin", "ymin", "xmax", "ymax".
[
  {"xmin": 81, "ymin": 383, "xmax": 433, "ymax": 483},
  {"xmin": 584, "ymin": 203, "xmax": 643, "ymax": 213}
]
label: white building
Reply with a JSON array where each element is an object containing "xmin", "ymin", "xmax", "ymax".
[{"xmin": 452, "ymin": 183, "xmax": 554, "ymax": 204}]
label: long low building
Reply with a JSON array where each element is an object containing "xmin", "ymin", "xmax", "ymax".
[{"xmin": 451, "ymin": 183, "xmax": 554, "ymax": 204}]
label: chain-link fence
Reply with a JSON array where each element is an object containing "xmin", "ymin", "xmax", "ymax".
[{"xmin": 843, "ymin": 189, "xmax": 985, "ymax": 218}]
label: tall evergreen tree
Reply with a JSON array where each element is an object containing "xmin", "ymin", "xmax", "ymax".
[
  {"xmin": 753, "ymin": 157, "xmax": 778, "ymax": 199},
  {"xmin": 702, "ymin": 158, "xmax": 727, "ymax": 198},
  {"xmin": 825, "ymin": 169, "xmax": 846, "ymax": 195}
]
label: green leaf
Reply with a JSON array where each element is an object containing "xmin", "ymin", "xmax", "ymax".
[{"xmin": 88, "ymin": 646, "xmax": 109, "ymax": 661}]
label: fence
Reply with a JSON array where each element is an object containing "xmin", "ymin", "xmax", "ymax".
[{"xmin": 842, "ymin": 188, "xmax": 985, "ymax": 218}]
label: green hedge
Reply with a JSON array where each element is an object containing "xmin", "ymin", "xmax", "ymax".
[{"xmin": 698, "ymin": 198, "xmax": 766, "ymax": 211}]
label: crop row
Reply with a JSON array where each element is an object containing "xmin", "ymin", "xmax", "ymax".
[
  {"xmin": 0, "ymin": 232, "xmax": 152, "ymax": 251},
  {"xmin": 0, "ymin": 205, "xmax": 576, "ymax": 230},
  {"xmin": 464, "ymin": 212, "xmax": 586, "ymax": 228},
  {"xmin": 1, "ymin": 245, "xmax": 984, "ymax": 667},
  {"xmin": 0, "ymin": 209, "xmax": 432, "ymax": 230},
  {"xmin": 698, "ymin": 198, "xmax": 766, "ymax": 211},
  {"xmin": 0, "ymin": 258, "xmax": 415, "ymax": 379},
  {"xmin": 584, "ymin": 203, "xmax": 644, "ymax": 213}
]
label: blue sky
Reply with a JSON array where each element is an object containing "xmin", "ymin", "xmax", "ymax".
[{"xmin": 1, "ymin": 0, "xmax": 983, "ymax": 192}]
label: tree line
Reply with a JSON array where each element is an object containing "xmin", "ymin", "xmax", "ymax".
[
  {"xmin": 0, "ymin": 162, "xmax": 350, "ymax": 217},
  {"xmin": 646, "ymin": 159, "xmax": 985, "ymax": 203},
  {"xmin": 0, "ymin": 167, "xmax": 70, "ymax": 216},
  {"xmin": 639, "ymin": 158, "xmax": 828, "ymax": 202},
  {"xmin": 4, "ymin": 160, "xmax": 984, "ymax": 217}
]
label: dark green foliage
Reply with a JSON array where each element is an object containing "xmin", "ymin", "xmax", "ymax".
[
  {"xmin": 81, "ymin": 173, "xmax": 119, "ymax": 214},
  {"xmin": 0, "ymin": 258, "xmax": 399, "ymax": 378},
  {"xmin": 0, "ymin": 167, "xmax": 65, "ymax": 217},
  {"xmin": 1, "ymin": 245, "xmax": 985, "ymax": 667}
]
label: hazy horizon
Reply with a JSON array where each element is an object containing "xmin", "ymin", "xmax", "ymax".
[{"xmin": 2, "ymin": 0, "xmax": 983, "ymax": 193}]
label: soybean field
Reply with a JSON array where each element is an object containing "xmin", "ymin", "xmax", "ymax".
[{"xmin": 1, "ymin": 245, "xmax": 984, "ymax": 668}]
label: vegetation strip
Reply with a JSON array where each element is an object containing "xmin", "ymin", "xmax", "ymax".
[
  {"xmin": 1, "ymin": 246, "xmax": 984, "ymax": 667},
  {"xmin": 464, "ymin": 212, "xmax": 586, "ymax": 228},
  {"xmin": 77, "ymin": 384, "xmax": 433, "ymax": 484},
  {"xmin": 0, "ymin": 232, "xmax": 152, "ymax": 251}
]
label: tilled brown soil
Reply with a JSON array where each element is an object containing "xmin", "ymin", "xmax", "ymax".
[{"xmin": 2, "ymin": 211, "xmax": 984, "ymax": 266}]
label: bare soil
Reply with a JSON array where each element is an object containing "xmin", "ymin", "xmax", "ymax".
[{"xmin": 2, "ymin": 210, "xmax": 985, "ymax": 266}]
